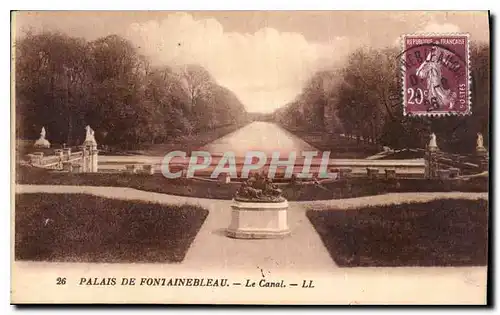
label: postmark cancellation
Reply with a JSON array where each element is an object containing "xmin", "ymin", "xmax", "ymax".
[{"xmin": 401, "ymin": 33, "xmax": 471, "ymax": 116}]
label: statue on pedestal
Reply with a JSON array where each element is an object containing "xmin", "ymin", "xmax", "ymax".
[
  {"xmin": 84, "ymin": 125, "xmax": 97, "ymax": 146},
  {"xmin": 82, "ymin": 125, "xmax": 99, "ymax": 173},
  {"xmin": 34, "ymin": 127, "xmax": 51, "ymax": 148},
  {"xmin": 427, "ymin": 133, "xmax": 438, "ymax": 151},
  {"xmin": 424, "ymin": 132, "xmax": 439, "ymax": 179},
  {"xmin": 235, "ymin": 172, "xmax": 284, "ymax": 202},
  {"xmin": 229, "ymin": 171, "xmax": 289, "ymax": 239},
  {"xmin": 476, "ymin": 133, "xmax": 486, "ymax": 153},
  {"xmin": 477, "ymin": 133, "xmax": 483, "ymax": 148}
]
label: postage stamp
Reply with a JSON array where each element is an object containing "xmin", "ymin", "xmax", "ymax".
[{"xmin": 401, "ymin": 33, "xmax": 471, "ymax": 116}]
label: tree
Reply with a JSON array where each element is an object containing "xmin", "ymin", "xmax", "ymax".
[
  {"xmin": 15, "ymin": 31, "xmax": 90, "ymax": 145},
  {"xmin": 15, "ymin": 31, "xmax": 248, "ymax": 150},
  {"xmin": 275, "ymin": 42, "xmax": 490, "ymax": 153},
  {"xmin": 145, "ymin": 66, "xmax": 193, "ymax": 139},
  {"xmin": 334, "ymin": 48, "xmax": 399, "ymax": 144}
]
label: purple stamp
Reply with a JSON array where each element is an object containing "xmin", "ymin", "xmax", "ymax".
[{"xmin": 401, "ymin": 34, "xmax": 471, "ymax": 116}]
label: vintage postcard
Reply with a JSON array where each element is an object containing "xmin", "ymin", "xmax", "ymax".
[{"xmin": 11, "ymin": 11, "xmax": 490, "ymax": 304}]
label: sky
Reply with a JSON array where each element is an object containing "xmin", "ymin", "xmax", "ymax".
[{"xmin": 13, "ymin": 11, "xmax": 489, "ymax": 113}]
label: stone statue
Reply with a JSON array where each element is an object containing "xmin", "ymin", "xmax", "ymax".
[
  {"xmin": 477, "ymin": 133, "xmax": 484, "ymax": 149},
  {"xmin": 476, "ymin": 132, "xmax": 486, "ymax": 153},
  {"xmin": 428, "ymin": 133, "xmax": 438, "ymax": 151},
  {"xmin": 84, "ymin": 125, "xmax": 97, "ymax": 145},
  {"xmin": 235, "ymin": 172, "xmax": 284, "ymax": 202},
  {"xmin": 34, "ymin": 126, "xmax": 50, "ymax": 148}
]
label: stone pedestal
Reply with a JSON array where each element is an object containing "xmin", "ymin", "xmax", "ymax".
[
  {"xmin": 477, "ymin": 146, "xmax": 487, "ymax": 154},
  {"xmin": 63, "ymin": 148, "xmax": 72, "ymax": 160},
  {"xmin": 82, "ymin": 125, "xmax": 99, "ymax": 173},
  {"xmin": 83, "ymin": 145, "xmax": 98, "ymax": 173},
  {"xmin": 476, "ymin": 147, "xmax": 488, "ymax": 172},
  {"xmin": 226, "ymin": 199, "xmax": 290, "ymax": 239},
  {"xmin": 479, "ymin": 158, "xmax": 488, "ymax": 172},
  {"xmin": 425, "ymin": 148, "xmax": 439, "ymax": 179},
  {"xmin": 34, "ymin": 138, "xmax": 50, "ymax": 148}
]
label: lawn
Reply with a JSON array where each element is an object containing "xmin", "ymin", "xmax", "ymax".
[
  {"xmin": 15, "ymin": 193, "xmax": 209, "ymax": 263},
  {"xmin": 307, "ymin": 198, "xmax": 488, "ymax": 267}
]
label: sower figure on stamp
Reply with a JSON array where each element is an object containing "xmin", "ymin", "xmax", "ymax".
[{"xmin": 416, "ymin": 47, "xmax": 457, "ymax": 110}]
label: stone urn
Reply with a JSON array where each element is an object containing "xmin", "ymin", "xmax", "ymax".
[{"xmin": 226, "ymin": 173, "xmax": 290, "ymax": 239}]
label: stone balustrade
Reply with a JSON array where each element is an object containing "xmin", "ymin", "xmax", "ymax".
[
  {"xmin": 63, "ymin": 148, "xmax": 72, "ymax": 159},
  {"xmin": 218, "ymin": 174, "xmax": 231, "ymax": 183},
  {"xmin": 437, "ymin": 169, "xmax": 450, "ymax": 180},
  {"xmin": 142, "ymin": 164, "xmax": 155, "ymax": 175},
  {"xmin": 26, "ymin": 125, "xmax": 98, "ymax": 173},
  {"xmin": 126, "ymin": 164, "xmax": 139, "ymax": 174},
  {"xmin": 338, "ymin": 167, "xmax": 352, "ymax": 179},
  {"xmin": 62, "ymin": 162, "xmax": 73, "ymax": 172},
  {"xmin": 448, "ymin": 168, "xmax": 460, "ymax": 178},
  {"xmin": 385, "ymin": 169, "xmax": 397, "ymax": 180},
  {"xmin": 366, "ymin": 167, "xmax": 379, "ymax": 179}
]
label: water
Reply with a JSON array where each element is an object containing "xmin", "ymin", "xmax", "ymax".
[
  {"xmin": 98, "ymin": 121, "xmax": 425, "ymax": 176},
  {"xmin": 199, "ymin": 121, "xmax": 318, "ymax": 157}
]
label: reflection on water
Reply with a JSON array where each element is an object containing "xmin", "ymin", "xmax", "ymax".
[{"xmin": 199, "ymin": 121, "xmax": 318, "ymax": 157}]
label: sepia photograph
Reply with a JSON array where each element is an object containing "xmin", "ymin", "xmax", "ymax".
[{"xmin": 11, "ymin": 10, "xmax": 489, "ymax": 304}]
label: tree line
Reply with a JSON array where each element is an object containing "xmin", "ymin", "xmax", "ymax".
[
  {"xmin": 274, "ymin": 42, "xmax": 489, "ymax": 153},
  {"xmin": 15, "ymin": 31, "xmax": 248, "ymax": 149}
]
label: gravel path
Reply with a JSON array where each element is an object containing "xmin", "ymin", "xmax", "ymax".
[
  {"xmin": 16, "ymin": 184, "xmax": 220, "ymax": 208},
  {"xmin": 300, "ymin": 192, "xmax": 489, "ymax": 210},
  {"xmin": 16, "ymin": 185, "xmax": 487, "ymax": 209}
]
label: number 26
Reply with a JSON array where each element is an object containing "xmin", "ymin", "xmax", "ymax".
[{"xmin": 56, "ymin": 277, "xmax": 67, "ymax": 285}]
